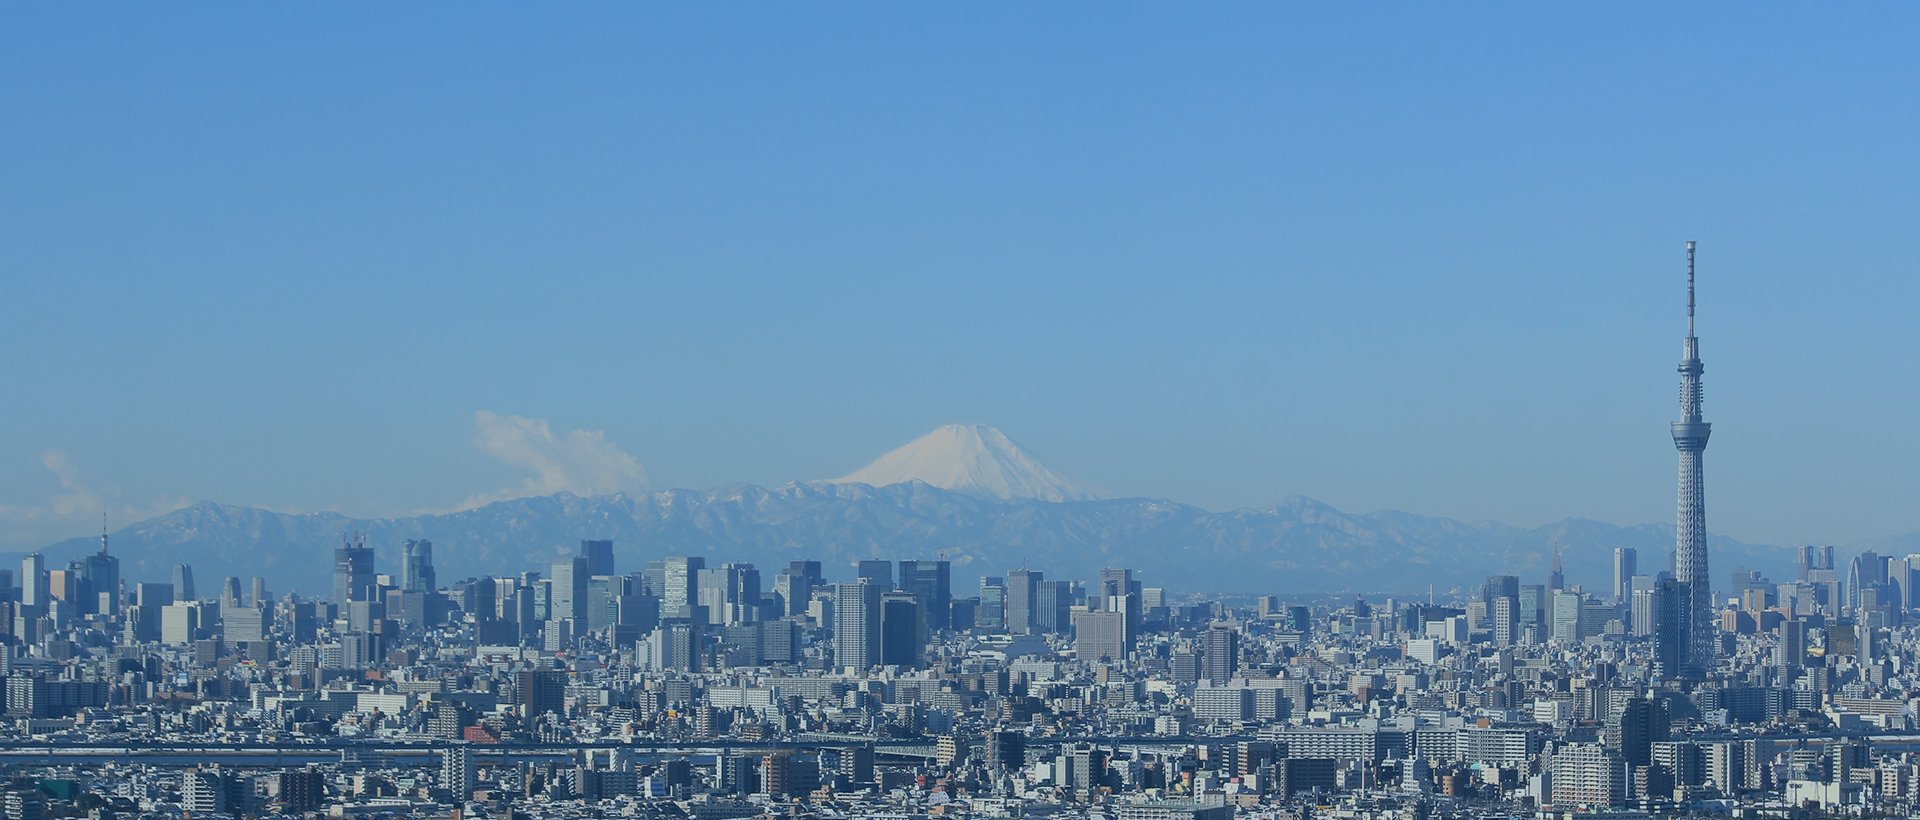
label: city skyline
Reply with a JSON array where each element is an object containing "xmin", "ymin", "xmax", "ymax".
[{"xmin": 8, "ymin": 8, "xmax": 1920, "ymax": 819}]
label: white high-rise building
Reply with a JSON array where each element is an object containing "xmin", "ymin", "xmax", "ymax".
[
  {"xmin": 19, "ymin": 554, "xmax": 45, "ymax": 609},
  {"xmin": 442, "ymin": 744, "xmax": 476, "ymax": 799},
  {"xmin": 1550, "ymin": 744, "xmax": 1625, "ymax": 808},
  {"xmin": 832, "ymin": 580, "xmax": 881, "ymax": 671},
  {"xmin": 161, "ymin": 602, "xmax": 200, "ymax": 644}
]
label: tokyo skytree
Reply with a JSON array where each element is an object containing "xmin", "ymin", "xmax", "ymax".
[{"xmin": 1671, "ymin": 241, "xmax": 1714, "ymax": 677}]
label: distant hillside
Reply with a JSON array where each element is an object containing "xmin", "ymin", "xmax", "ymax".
[{"xmin": 28, "ymin": 481, "xmax": 1800, "ymax": 600}]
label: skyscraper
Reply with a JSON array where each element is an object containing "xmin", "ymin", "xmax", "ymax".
[
  {"xmin": 331, "ymin": 534, "xmax": 370, "ymax": 603},
  {"xmin": 20, "ymin": 553, "xmax": 46, "ymax": 610},
  {"xmin": 1482, "ymin": 576, "xmax": 1519, "ymax": 646},
  {"xmin": 1203, "ymin": 623, "xmax": 1239, "ymax": 684},
  {"xmin": 82, "ymin": 526, "xmax": 120, "ymax": 615},
  {"xmin": 697, "ymin": 562, "xmax": 761, "ymax": 626},
  {"xmin": 581, "ymin": 539, "xmax": 615, "ymax": 577},
  {"xmin": 897, "ymin": 560, "xmax": 951, "ymax": 632},
  {"xmin": 856, "ymin": 560, "xmax": 893, "ymax": 591},
  {"xmin": 1097, "ymin": 567, "xmax": 1143, "ymax": 641},
  {"xmin": 550, "ymin": 555, "xmax": 589, "ymax": 623},
  {"xmin": 785, "ymin": 561, "xmax": 823, "ymax": 585},
  {"xmin": 659, "ymin": 556, "xmax": 706, "ymax": 623},
  {"xmin": 172, "ymin": 563, "xmax": 196, "ymax": 603},
  {"xmin": 978, "ymin": 577, "xmax": 1006, "ymax": 631},
  {"xmin": 1005, "ymin": 569, "xmax": 1041, "ymax": 635},
  {"xmin": 1650, "ymin": 578, "xmax": 1687, "ymax": 679},
  {"xmin": 880, "ymin": 590, "xmax": 925, "ymax": 668},
  {"xmin": 832, "ymin": 580, "xmax": 882, "ymax": 671},
  {"xmin": 1034, "ymin": 580, "xmax": 1069, "ymax": 634},
  {"xmin": 1613, "ymin": 547, "xmax": 1636, "ymax": 603},
  {"xmin": 1670, "ymin": 241, "xmax": 1714, "ymax": 678},
  {"xmin": 402, "ymin": 539, "xmax": 436, "ymax": 592},
  {"xmin": 1547, "ymin": 544, "xmax": 1564, "ymax": 592},
  {"xmin": 772, "ymin": 572, "xmax": 813, "ymax": 617}
]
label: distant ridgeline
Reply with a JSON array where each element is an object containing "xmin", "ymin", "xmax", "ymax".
[{"xmin": 30, "ymin": 482, "xmax": 1792, "ymax": 599}]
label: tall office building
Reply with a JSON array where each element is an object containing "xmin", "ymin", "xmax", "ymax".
[
  {"xmin": 1492, "ymin": 596, "xmax": 1519, "ymax": 646},
  {"xmin": 581, "ymin": 539, "xmax": 615, "ymax": 577},
  {"xmin": 331, "ymin": 535, "xmax": 371, "ymax": 603},
  {"xmin": 19, "ymin": 553, "xmax": 46, "ymax": 609},
  {"xmin": 772, "ymin": 572, "xmax": 813, "ymax": 617},
  {"xmin": 1005, "ymin": 569, "xmax": 1041, "ymax": 635},
  {"xmin": 1613, "ymin": 547, "xmax": 1637, "ymax": 603},
  {"xmin": 1481, "ymin": 575, "xmax": 1518, "ymax": 609},
  {"xmin": 978, "ymin": 577, "xmax": 1006, "ymax": 631},
  {"xmin": 1202, "ymin": 623, "xmax": 1239, "ymax": 684},
  {"xmin": 1796, "ymin": 545, "xmax": 1835, "ymax": 582},
  {"xmin": 880, "ymin": 591, "xmax": 925, "ymax": 668},
  {"xmin": 832, "ymin": 580, "xmax": 882, "ymax": 671},
  {"xmin": 697, "ymin": 563, "xmax": 762, "ymax": 626},
  {"xmin": 550, "ymin": 555, "xmax": 590, "ymax": 623},
  {"xmin": 785, "ymin": 561, "xmax": 823, "ymax": 585},
  {"xmin": 1097, "ymin": 567, "xmax": 1143, "ymax": 641},
  {"xmin": 1668, "ymin": 242, "xmax": 1715, "ymax": 678},
  {"xmin": 1519, "ymin": 584, "xmax": 1546, "ymax": 628},
  {"xmin": 1650, "ymin": 579, "xmax": 1688, "ymax": 677},
  {"xmin": 82, "ymin": 527, "xmax": 120, "ymax": 615},
  {"xmin": 1775, "ymin": 619, "xmax": 1807, "ymax": 670},
  {"xmin": 173, "ymin": 563, "xmax": 197, "ymax": 602},
  {"xmin": 1034, "ymin": 580, "xmax": 1069, "ymax": 634},
  {"xmin": 1547, "ymin": 544, "xmax": 1565, "ymax": 592},
  {"xmin": 659, "ymin": 557, "xmax": 706, "ymax": 623},
  {"xmin": 897, "ymin": 560, "xmax": 951, "ymax": 632},
  {"xmin": 401, "ymin": 539, "xmax": 436, "ymax": 592},
  {"xmin": 1482, "ymin": 575, "xmax": 1519, "ymax": 645},
  {"xmin": 220, "ymin": 576, "xmax": 243, "ymax": 607},
  {"xmin": 1073, "ymin": 609, "xmax": 1126, "ymax": 661},
  {"xmin": 856, "ymin": 560, "xmax": 893, "ymax": 591}
]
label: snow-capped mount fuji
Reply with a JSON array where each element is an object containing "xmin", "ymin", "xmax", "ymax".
[{"xmin": 828, "ymin": 424, "xmax": 1114, "ymax": 502}]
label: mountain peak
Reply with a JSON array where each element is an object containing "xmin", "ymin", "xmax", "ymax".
[{"xmin": 829, "ymin": 424, "xmax": 1113, "ymax": 503}]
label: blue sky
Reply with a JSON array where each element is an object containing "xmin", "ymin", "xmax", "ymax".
[{"xmin": 2, "ymin": 4, "xmax": 1918, "ymax": 550}]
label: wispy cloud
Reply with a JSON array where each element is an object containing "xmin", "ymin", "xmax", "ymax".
[
  {"xmin": 0, "ymin": 450, "xmax": 190, "ymax": 548},
  {"xmin": 452, "ymin": 412, "xmax": 649, "ymax": 511}
]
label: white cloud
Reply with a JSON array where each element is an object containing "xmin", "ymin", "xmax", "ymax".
[
  {"xmin": 0, "ymin": 450, "xmax": 190, "ymax": 548},
  {"xmin": 453, "ymin": 412, "xmax": 650, "ymax": 511}
]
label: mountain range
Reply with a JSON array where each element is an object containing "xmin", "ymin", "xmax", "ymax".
[
  {"xmin": 28, "ymin": 481, "xmax": 1804, "ymax": 600},
  {"xmin": 12, "ymin": 423, "xmax": 1836, "ymax": 599}
]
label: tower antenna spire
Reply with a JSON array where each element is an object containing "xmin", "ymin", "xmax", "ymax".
[{"xmin": 1686, "ymin": 240, "xmax": 1696, "ymax": 336}]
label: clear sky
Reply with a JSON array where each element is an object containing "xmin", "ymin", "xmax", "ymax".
[{"xmin": 3, "ymin": 5, "xmax": 1918, "ymax": 551}]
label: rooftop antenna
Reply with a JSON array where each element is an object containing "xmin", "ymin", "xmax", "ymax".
[{"xmin": 101, "ymin": 513, "xmax": 109, "ymax": 554}]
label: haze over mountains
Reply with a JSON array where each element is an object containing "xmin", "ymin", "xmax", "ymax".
[{"xmin": 20, "ymin": 424, "xmax": 1819, "ymax": 599}]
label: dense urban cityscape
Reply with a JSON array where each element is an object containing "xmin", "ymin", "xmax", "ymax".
[
  {"xmin": 4, "ymin": 525, "xmax": 1920, "ymax": 820},
  {"xmin": 6, "ymin": 7, "xmax": 1914, "ymax": 820},
  {"xmin": 6, "ymin": 248, "xmax": 1919, "ymax": 820}
]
